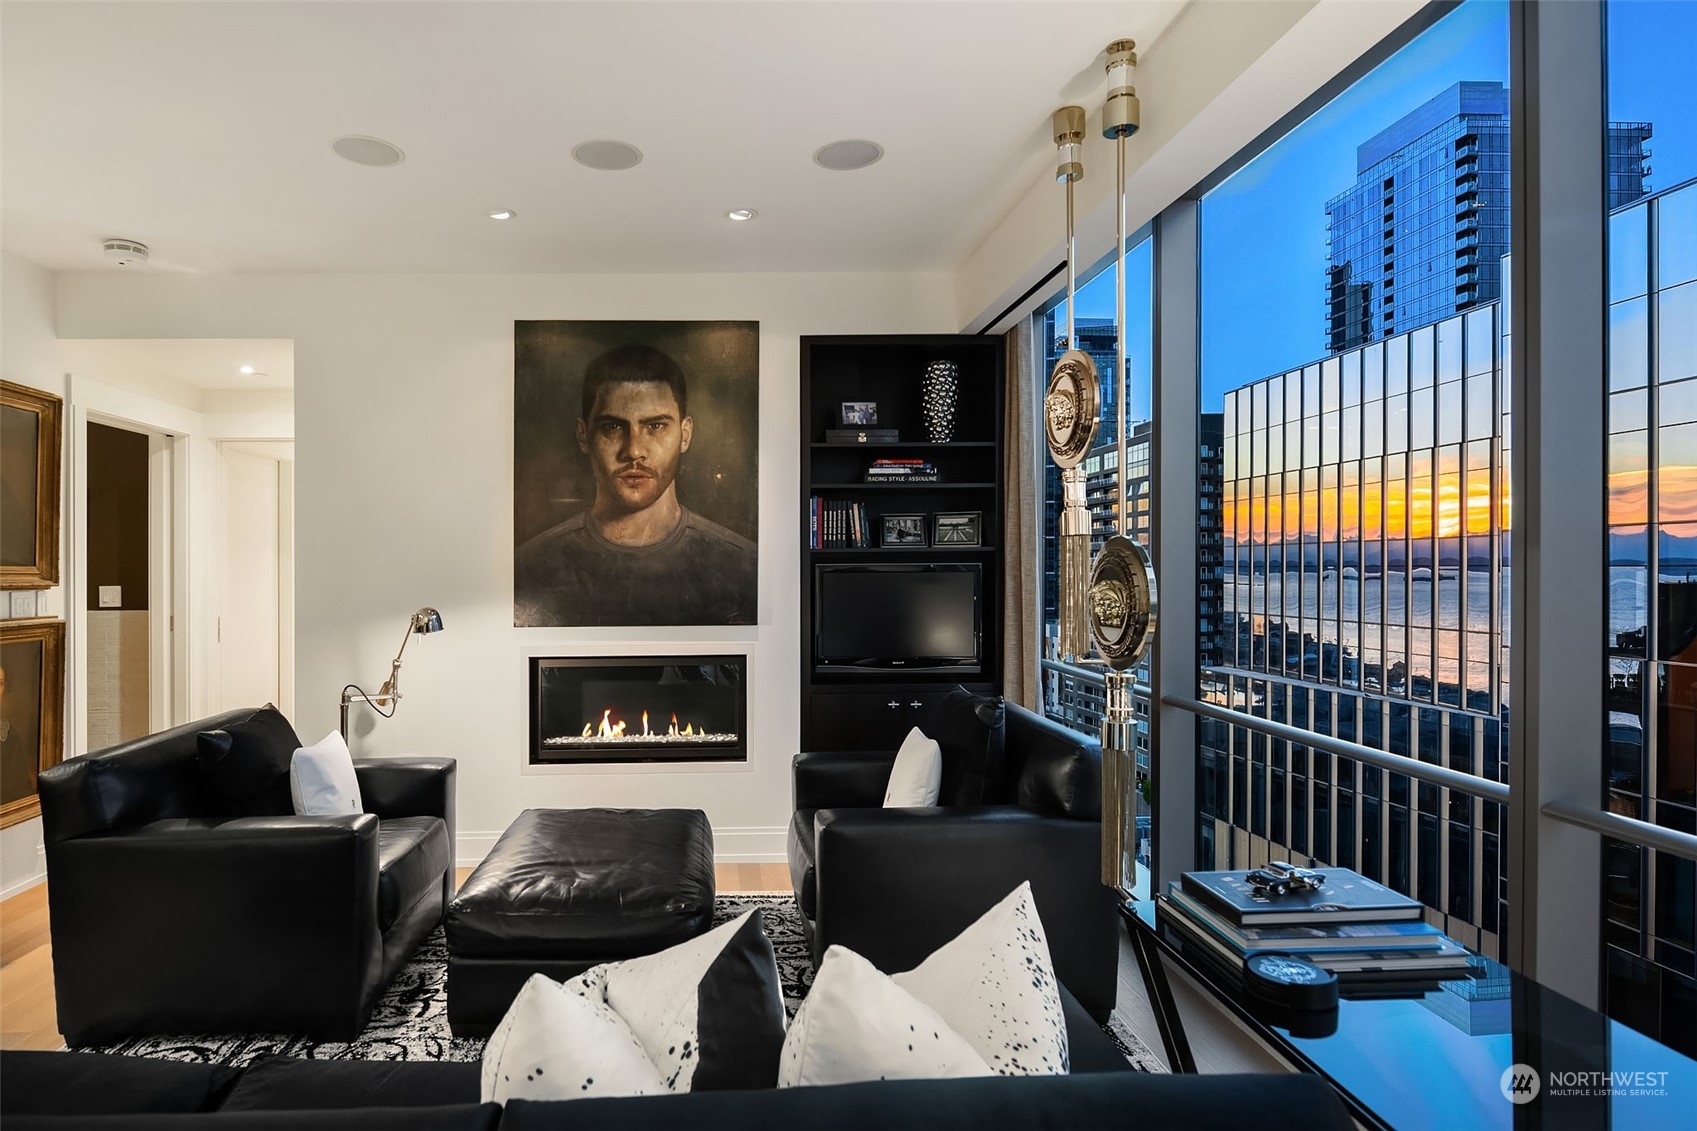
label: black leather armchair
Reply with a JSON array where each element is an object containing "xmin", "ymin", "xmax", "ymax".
[
  {"xmin": 788, "ymin": 694, "xmax": 1120, "ymax": 1022},
  {"xmin": 38, "ymin": 708, "xmax": 455, "ymax": 1046}
]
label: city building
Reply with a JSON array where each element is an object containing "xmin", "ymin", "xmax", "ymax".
[
  {"xmin": 1201, "ymin": 177, "xmax": 1697, "ymax": 1052},
  {"xmin": 1601, "ymin": 177, "xmax": 1697, "ymax": 1050},
  {"xmin": 1324, "ymin": 81, "xmax": 1651, "ymax": 352},
  {"xmin": 1205, "ymin": 299, "xmax": 1512, "ymax": 965}
]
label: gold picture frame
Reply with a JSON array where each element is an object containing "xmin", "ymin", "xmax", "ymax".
[
  {"xmin": 0, "ymin": 618, "xmax": 65, "ymax": 829},
  {"xmin": 1, "ymin": 381, "xmax": 63, "ymax": 590}
]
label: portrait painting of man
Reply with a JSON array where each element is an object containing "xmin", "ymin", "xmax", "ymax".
[{"xmin": 514, "ymin": 320, "xmax": 758, "ymax": 627}]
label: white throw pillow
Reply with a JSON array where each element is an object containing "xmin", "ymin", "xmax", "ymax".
[
  {"xmin": 893, "ymin": 881, "xmax": 1069, "ymax": 1075},
  {"xmin": 777, "ymin": 945, "xmax": 993, "ymax": 1088},
  {"xmin": 481, "ymin": 974, "xmax": 665, "ymax": 1104},
  {"xmin": 883, "ymin": 726, "xmax": 942, "ymax": 807},
  {"xmin": 289, "ymin": 730, "xmax": 362, "ymax": 816},
  {"xmin": 563, "ymin": 909, "xmax": 786, "ymax": 1092}
]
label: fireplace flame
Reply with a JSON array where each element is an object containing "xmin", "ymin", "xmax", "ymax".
[{"xmin": 570, "ymin": 707, "xmax": 714, "ymax": 744}]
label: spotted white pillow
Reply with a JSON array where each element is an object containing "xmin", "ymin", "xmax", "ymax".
[
  {"xmin": 778, "ymin": 945, "xmax": 992, "ymax": 1088},
  {"xmin": 480, "ymin": 974, "xmax": 664, "ymax": 1104},
  {"xmin": 892, "ymin": 880, "xmax": 1068, "ymax": 1075}
]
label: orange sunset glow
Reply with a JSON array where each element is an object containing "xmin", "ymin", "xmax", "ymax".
[{"xmin": 1223, "ymin": 464, "xmax": 1697, "ymax": 543}]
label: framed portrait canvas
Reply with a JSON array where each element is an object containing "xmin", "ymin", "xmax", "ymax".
[
  {"xmin": 0, "ymin": 619, "xmax": 65, "ymax": 829},
  {"xmin": 1, "ymin": 381, "xmax": 62, "ymax": 590},
  {"xmin": 513, "ymin": 320, "xmax": 759, "ymax": 627}
]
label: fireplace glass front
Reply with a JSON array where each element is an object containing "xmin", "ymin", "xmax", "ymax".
[{"xmin": 530, "ymin": 655, "xmax": 747, "ymax": 765}]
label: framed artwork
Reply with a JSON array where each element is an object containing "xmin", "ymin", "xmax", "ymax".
[
  {"xmin": 881, "ymin": 513, "xmax": 927, "ymax": 548},
  {"xmin": 839, "ymin": 401, "xmax": 878, "ymax": 426},
  {"xmin": 1, "ymin": 381, "xmax": 62, "ymax": 590},
  {"xmin": 933, "ymin": 511, "xmax": 983, "ymax": 547},
  {"xmin": 0, "ymin": 618, "xmax": 65, "ymax": 829},
  {"xmin": 513, "ymin": 320, "xmax": 759, "ymax": 627}
]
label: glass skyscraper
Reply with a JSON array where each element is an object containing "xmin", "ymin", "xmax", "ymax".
[
  {"xmin": 1194, "ymin": 178, "xmax": 1696, "ymax": 1055},
  {"xmin": 1203, "ymin": 302, "xmax": 1511, "ymax": 958},
  {"xmin": 1603, "ymin": 177, "xmax": 1697, "ymax": 1055},
  {"xmin": 1324, "ymin": 81, "xmax": 1651, "ymax": 352}
]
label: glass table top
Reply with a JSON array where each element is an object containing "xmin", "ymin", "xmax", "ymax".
[{"xmin": 1128, "ymin": 897, "xmax": 1696, "ymax": 1129}]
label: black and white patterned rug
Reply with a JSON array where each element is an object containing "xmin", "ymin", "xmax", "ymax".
[{"xmin": 82, "ymin": 893, "xmax": 1165, "ymax": 1073}]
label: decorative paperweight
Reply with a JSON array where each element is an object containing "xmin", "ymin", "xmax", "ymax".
[{"xmin": 1244, "ymin": 953, "xmax": 1339, "ymax": 1012}]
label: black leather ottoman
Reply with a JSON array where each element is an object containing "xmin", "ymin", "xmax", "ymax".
[{"xmin": 444, "ymin": 807, "xmax": 715, "ymax": 1036}]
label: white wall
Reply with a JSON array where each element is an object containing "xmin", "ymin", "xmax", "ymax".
[
  {"xmin": 56, "ymin": 270, "xmax": 954, "ymax": 862},
  {"xmin": 1, "ymin": 252, "xmax": 64, "ymax": 896}
]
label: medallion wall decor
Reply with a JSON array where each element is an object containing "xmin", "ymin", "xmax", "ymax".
[
  {"xmin": 513, "ymin": 320, "xmax": 759, "ymax": 628},
  {"xmin": 0, "ymin": 381, "xmax": 62, "ymax": 590}
]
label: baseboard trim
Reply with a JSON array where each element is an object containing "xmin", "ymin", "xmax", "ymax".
[
  {"xmin": 0, "ymin": 846, "xmax": 47, "ymax": 900},
  {"xmin": 456, "ymin": 825, "xmax": 785, "ymax": 869}
]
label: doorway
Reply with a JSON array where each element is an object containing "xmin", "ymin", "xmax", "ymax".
[{"xmin": 83, "ymin": 421, "xmax": 169, "ymax": 748}]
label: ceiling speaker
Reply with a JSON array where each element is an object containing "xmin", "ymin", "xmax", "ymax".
[
  {"xmin": 571, "ymin": 140, "xmax": 643, "ymax": 171},
  {"xmin": 813, "ymin": 140, "xmax": 884, "ymax": 171},
  {"xmin": 332, "ymin": 135, "xmax": 405, "ymax": 167}
]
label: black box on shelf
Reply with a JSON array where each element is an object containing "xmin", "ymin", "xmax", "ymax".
[{"xmin": 826, "ymin": 428, "xmax": 899, "ymax": 444}]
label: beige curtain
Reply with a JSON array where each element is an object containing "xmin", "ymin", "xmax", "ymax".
[{"xmin": 1001, "ymin": 320, "xmax": 1039, "ymax": 709}]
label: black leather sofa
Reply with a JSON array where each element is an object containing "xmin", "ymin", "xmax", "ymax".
[
  {"xmin": 0, "ymin": 1007, "xmax": 1357, "ymax": 1129},
  {"xmin": 789, "ymin": 691, "xmax": 1120, "ymax": 1023},
  {"xmin": 37, "ymin": 708, "xmax": 456, "ymax": 1045}
]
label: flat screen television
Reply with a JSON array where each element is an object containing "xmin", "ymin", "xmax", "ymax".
[{"xmin": 814, "ymin": 563, "xmax": 982, "ymax": 673}]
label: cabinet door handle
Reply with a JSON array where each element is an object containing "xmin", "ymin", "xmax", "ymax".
[
  {"xmin": 909, "ymin": 700, "xmax": 923, "ymax": 709},
  {"xmin": 887, "ymin": 701, "xmax": 900, "ymax": 709}
]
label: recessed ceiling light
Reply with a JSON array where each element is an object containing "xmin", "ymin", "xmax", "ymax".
[
  {"xmin": 727, "ymin": 208, "xmax": 759, "ymax": 222},
  {"xmin": 332, "ymin": 135, "xmax": 406, "ymax": 167},
  {"xmin": 813, "ymin": 139, "xmax": 884, "ymax": 171},
  {"xmin": 572, "ymin": 140, "xmax": 643, "ymax": 171},
  {"xmin": 487, "ymin": 209, "xmax": 516, "ymax": 221},
  {"xmin": 239, "ymin": 365, "xmax": 255, "ymax": 376}
]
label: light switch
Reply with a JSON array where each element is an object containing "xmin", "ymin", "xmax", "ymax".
[{"xmin": 98, "ymin": 585, "xmax": 122, "ymax": 608}]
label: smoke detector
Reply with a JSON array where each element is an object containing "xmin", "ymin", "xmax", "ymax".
[{"xmin": 102, "ymin": 239, "xmax": 149, "ymax": 266}]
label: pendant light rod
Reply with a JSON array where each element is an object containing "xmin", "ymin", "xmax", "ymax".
[
  {"xmin": 1052, "ymin": 105, "xmax": 1086, "ymax": 346},
  {"xmin": 1103, "ymin": 39, "xmax": 1140, "ymax": 539}
]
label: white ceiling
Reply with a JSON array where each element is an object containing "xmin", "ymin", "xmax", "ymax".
[
  {"xmin": 60, "ymin": 339, "xmax": 295, "ymax": 391},
  {"xmin": 0, "ymin": 1, "xmax": 1185, "ymax": 276}
]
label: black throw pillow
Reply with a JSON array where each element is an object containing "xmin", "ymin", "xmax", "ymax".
[
  {"xmin": 196, "ymin": 705, "xmax": 302, "ymax": 817},
  {"xmin": 927, "ymin": 688, "xmax": 1008, "ymax": 806}
]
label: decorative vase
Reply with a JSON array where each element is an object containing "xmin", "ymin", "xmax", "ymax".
[{"xmin": 920, "ymin": 361, "xmax": 960, "ymax": 443}]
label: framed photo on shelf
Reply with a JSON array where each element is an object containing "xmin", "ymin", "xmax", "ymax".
[
  {"xmin": 0, "ymin": 618, "xmax": 65, "ymax": 829},
  {"xmin": 1, "ymin": 381, "xmax": 63, "ymax": 590},
  {"xmin": 839, "ymin": 401, "xmax": 879, "ymax": 427},
  {"xmin": 881, "ymin": 513, "xmax": 927, "ymax": 548},
  {"xmin": 933, "ymin": 511, "xmax": 982, "ymax": 547}
]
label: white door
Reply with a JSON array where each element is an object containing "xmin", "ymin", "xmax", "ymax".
[{"xmin": 216, "ymin": 444, "xmax": 293, "ymax": 714}]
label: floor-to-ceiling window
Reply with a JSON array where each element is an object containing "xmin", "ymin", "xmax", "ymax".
[
  {"xmin": 1195, "ymin": 0, "xmax": 1516, "ymax": 956},
  {"xmin": 1603, "ymin": 0, "xmax": 1696, "ymax": 1057}
]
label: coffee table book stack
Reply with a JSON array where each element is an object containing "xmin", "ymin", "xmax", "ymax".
[{"xmin": 1158, "ymin": 866, "xmax": 1476, "ymax": 994}]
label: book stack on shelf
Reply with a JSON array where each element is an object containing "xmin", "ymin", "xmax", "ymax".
[
  {"xmin": 1159, "ymin": 865, "xmax": 1477, "ymax": 995},
  {"xmin": 808, "ymin": 497, "xmax": 871, "ymax": 548},
  {"xmin": 864, "ymin": 458, "xmax": 938, "ymax": 484}
]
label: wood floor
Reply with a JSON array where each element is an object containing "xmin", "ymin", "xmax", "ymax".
[{"xmin": 0, "ymin": 862, "xmax": 792, "ymax": 1053}]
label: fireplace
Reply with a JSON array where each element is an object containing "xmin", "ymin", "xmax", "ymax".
[{"xmin": 529, "ymin": 655, "xmax": 747, "ymax": 765}]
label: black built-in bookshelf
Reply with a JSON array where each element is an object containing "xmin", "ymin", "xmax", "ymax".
[{"xmin": 799, "ymin": 335, "xmax": 1005, "ymax": 750}]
